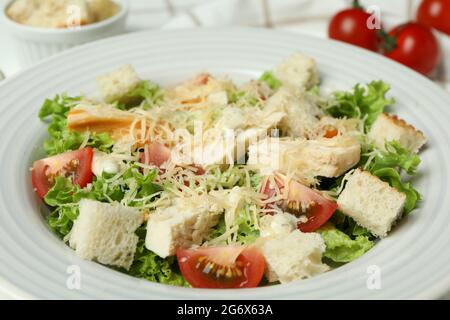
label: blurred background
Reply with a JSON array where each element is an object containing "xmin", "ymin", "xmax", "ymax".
[{"xmin": 0, "ymin": 0, "xmax": 449, "ymax": 87}]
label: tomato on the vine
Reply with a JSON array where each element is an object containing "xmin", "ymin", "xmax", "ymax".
[
  {"xmin": 417, "ymin": 0, "xmax": 450, "ymax": 36},
  {"xmin": 383, "ymin": 22, "xmax": 440, "ymax": 76},
  {"xmin": 328, "ymin": 1, "xmax": 381, "ymax": 51}
]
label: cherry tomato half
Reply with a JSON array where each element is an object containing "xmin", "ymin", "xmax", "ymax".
[
  {"xmin": 260, "ymin": 175, "xmax": 338, "ymax": 232},
  {"xmin": 177, "ymin": 246, "xmax": 265, "ymax": 289},
  {"xmin": 31, "ymin": 147, "xmax": 94, "ymax": 198}
]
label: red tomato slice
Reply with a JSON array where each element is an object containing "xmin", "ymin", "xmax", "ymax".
[
  {"xmin": 177, "ymin": 246, "xmax": 265, "ymax": 289},
  {"xmin": 140, "ymin": 141, "xmax": 171, "ymax": 167},
  {"xmin": 31, "ymin": 147, "xmax": 94, "ymax": 198},
  {"xmin": 260, "ymin": 175, "xmax": 338, "ymax": 232},
  {"xmin": 287, "ymin": 179, "xmax": 338, "ymax": 232},
  {"xmin": 140, "ymin": 142, "xmax": 205, "ymax": 183}
]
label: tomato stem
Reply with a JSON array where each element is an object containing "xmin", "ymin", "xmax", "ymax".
[
  {"xmin": 377, "ymin": 29, "xmax": 397, "ymax": 53},
  {"xmin": 352, "ymin": 0, "xmax": 363, "ymax": 9}
]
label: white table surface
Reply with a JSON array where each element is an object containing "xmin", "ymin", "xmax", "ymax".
[{"xmin": 0, "ymin": 0, "xmax": 449, "ymax": 299}]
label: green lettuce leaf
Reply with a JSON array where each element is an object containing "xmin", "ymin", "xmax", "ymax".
[
  {"xmin": 46, "ymin": 180, "xmax": 184, "ymax": 285},
  {"xmin": 319, "ymin": 227, "xmax": 374, "ymax": 263},
  {"xmin": 366, "ymin": 141, "xmax": 421, "ymax": 175},
  {"xmin": 371, "ymin": 168, "xmax": 421, "ymax": 214},
  {"xmin": 235, "ymin": 207, "xmax": 260, "ymax": 244},
  {"xmin": 364, "ymin": 141, "xmax": 422, "ymax": 213},
  {"xmin": 330, "ymin": 211, "xmax": 373, "ymax": 238},
  {"xmin": 207, "ymin": 206, "xmax": 260, "ymax": 245},
  {"xmin": 127, "ymin": 80, "xmax": 164, "ymax": 110},
  {"xmin": 43, "ymin": 116, "xmax": 114, "ymax": 156},
  {"xmin": 228, "ymin": 90, "xmax": 259, "ymax": 107},
  {"xmin": 45, "ymin": 167, "xmax": 161, "ymax": 237},
  {"xmin": 259, "ymin": 71, "xmax": 282, "ymax": 90},
  {"xmin": 326, "ymin": 81, "xmax": 395, "ymax": 131},
  {"xmin": 128, "ymin": 226, "xmax": 189, "ymax": 286},
  {"xmin": 45, "ymin": 177, "xmax": 83, "ymax": 236},
  {"xmin": 207, "ymin": 218, "xmax": 226, "ymax": 241},
  {"xmin": 39, "ymin": 94, "xmax": 81, "ymax": 119}
]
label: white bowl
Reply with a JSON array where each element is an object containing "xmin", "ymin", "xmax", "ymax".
[
  {"xmin": 0, "ymin": 0, "xmax": 129, "ymax": 67},
  {"xmin": 0, "ymin": 28, "xmax": 450, "ymax": 299}
]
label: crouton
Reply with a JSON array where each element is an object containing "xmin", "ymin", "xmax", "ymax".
[
  {"xmin": 368, "ymin": 113, "xmax": 426, "ymax": 153},
  {"xmin": 96, "ymin": 64, "xmax": 141, "ymax": 103},
  {"xmin": 264, "ymin": 87, "xmax": 323, "ymax": 138},
  {"xmin": 7, "ymin": 0, "xmax": 94, "ymax": 28},
  {"xmin": 69, "ymin": 199, "xmax": 144, "ymax": 270},
  {"xmin": 257, "ymin": 230, "xmax": 329, "ymax": 283},
  {"xmin": 273, "ymin": 53, "xmax": 320, "ymax": 90},
  {"xmin": 337, "ymin": 168, "xmax": 406, "ymax": 237}
]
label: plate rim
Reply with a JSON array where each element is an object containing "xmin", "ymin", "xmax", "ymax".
[{"xmin": 0, "ymin": 27, "xmax": 449, "ymax": 300}]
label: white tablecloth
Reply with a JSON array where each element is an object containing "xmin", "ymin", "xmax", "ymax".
[{"xmin": 0, "ymin": 0, "xmax": 449, "ymax": 299}]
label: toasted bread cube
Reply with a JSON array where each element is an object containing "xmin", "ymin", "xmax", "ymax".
[
  {"xmin": 96, "ymin": 64, "xmax": 140, "ymax": 103},
  {"xmin": 257, "ymin": 230, "xmax": 329, "ymax": 283},
  {"xmin": 368, "ymin": 113, "xmax": 426, "ymax": 153},
  {"xmin": 337, "ymin": 169, "xmax": 406, "ymax": 237},
  {"xmin": 69, "ymin": 199, "xmax": 144, "ymax": 270},
  {"xmin": 274, "ymin": 53, "xmax": 320, "ymax": 90},
  {"xmin": 264, "ymin": 87, "xmax": 323, "ymax": 138},
  {"xmin": 8, "ymin": 0, "xmax": 94, "ymax": 28}
]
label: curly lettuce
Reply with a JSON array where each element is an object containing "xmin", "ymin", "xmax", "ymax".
[
  {"xmin": 207, "ymin": 205, "xmax": 260, "ymax": 245},
  {"xmin": 228, "ymin": 90, "xmax": 259, "ymax": 107},
  {"xmin": 259, "ymin": 71, "xmax": 282, "ymax": 90},
  {"xmin": 46, "ymin": 177, "xmax": 85, "ymax": 236},
  {"xmin": 364, "ymin": 141, "xmax": 422, "ymax": 213},
  {"xmin": 45, "ymin": 177, "xmax": 184, "ymax": 285},
  {"xmin": 319, "ymin": 227, "xmax": 374, "ymax": 263},
  {"xmin": 325, "ymin": 81, "xmax": 395, "ymax": 131},
  {"xmin": 45, "ymin": 167, "xmax": 161, "ymax": 237},
  {"xmin": 113, "ymin": 80, "xmax": 165, "ymax": 110},
  {"xmin": 318, "ymin": 212, "xmax": 375, "ymax": 263},
  {"xmin": 128, "ymin": 226, "xmax": 189, "ymax": 287}
]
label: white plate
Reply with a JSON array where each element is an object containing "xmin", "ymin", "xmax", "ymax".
[{"xmin": 0, "ymin": 28, "xmax": 449, "ymax": 300}]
